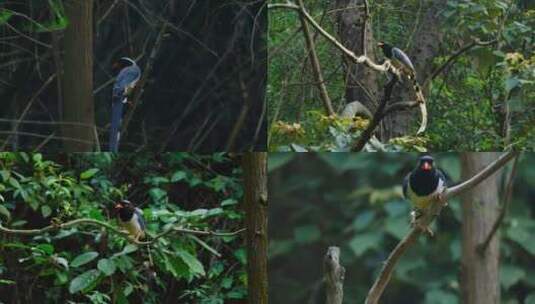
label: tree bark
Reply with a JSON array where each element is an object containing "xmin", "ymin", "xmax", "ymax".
[
  {"xmin": 242, "ymin": 152, "xmax": 268, "ymax": 304},
  {"xmin": 324, "ymin": 246, "xmax": 344, "ymax": 304},
  {"xmin": 460, "ymin": 152, "xmax": 501, "ymax": 304},
  {"xmin": 62, "ymin": 0, "xmax": 95, "ymax": 152},
  {"xmin": 335, "ymin": 0, "xmax": 378, "ymax": 114}
]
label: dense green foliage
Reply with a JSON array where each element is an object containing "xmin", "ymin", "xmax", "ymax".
[
  {"xmin": 268, "ymin": 153, "xmax": 534, "ymax": 303},
  {"xmin": 0, "ymin": 153, "xmax": 246, "ymax": 303},
  {"xmin": 268, "ymin": 0, "xmax": 534, "ymax": 151}
]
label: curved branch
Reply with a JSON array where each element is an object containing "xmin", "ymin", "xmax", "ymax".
[
  {"xmin": 0, "ymin": 218, "xmax": 245, "ymax": 246},
  {"xmin": 423, "ymin": 39, "xmax": 497, "ymax": 87},
  {"xmin": 365, "ymin": 151, "xmax": 519, "ymax": 304}
]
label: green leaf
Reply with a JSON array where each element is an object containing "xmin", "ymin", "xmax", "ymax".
[
  {"xmin": 8, "ymin": 177, "xmax": 20, "ymax": 189},
  {"xmin": 176, "ymin": 249, "xmax": 205, "ymax": 277},
  {"xmin": 71, "ymin": 251, "xmax": 99, "ymax": 267},
  {"xmin": 294, "ymin": 225, "xmax": 321, "ymax": 243},
  {"xmin": 424, "ymin": 289, "xmax": 458, "ymax": 304},
  {"xmin": 41, "ymin": 205, "xmax": 52, "ymax": 218},
  {"xmin": 221, "ymin": 198, "xmax": 238, "ymax": 206},
  {"xmin": 32, "ymin": 154, "xmax": 42, "ymax": 162},
  {"xmin": 80, "ymin": 168, "xmax": 99, "ymax": 180},
  {"xmin": 149, "ymin": 188, "xmax": 167, "ymax": 203},
  {"xmin": 0, "ymin": 10, "xmax": 14, "ymax": 25},
  {"xmin": 352, "ymin": 210, "xmax": 375, "ymax": 231},
  {"xmin": 500, "ymin": 265, "xmax": 525, "ymax": 289},
  {"xmin": 0, "ymin": 279, "xmax": 16, "ymax": 285},
  {"xmin": 506, "ymin": 77, "xmax": 521, "ymax": 92},
  {"xmin": 97, "ymin": 258, "xmax": 116, "ymax": 276},
  {"xmin": 69, "ymin": 269, "xmax": 101, "ymax": 294},
  {"xmin": 112, "ymin": 244, "xmax": 138, "ymax": 258},
  {"xmin": 0, "ymin": 204, "xmax": 11, "ymax": 221},
  {"xmin": 171, "ymin": 171, "xmax": 187, "ymax": 182},
  {"xmin": 349, "ymin": 232, "xmax": 383, "ymax": 256}
]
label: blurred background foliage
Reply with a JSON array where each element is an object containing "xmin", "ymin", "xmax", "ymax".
[
  {"xmin": 0, "ymin": 153, "xmax": 246, "ymax": 304},
  {"xmin": 268, "ymin": 0, "xmax": 534, "ymax": 151},
  {"xmin": 268, "ymin": 153, "xmax": 534, "ymax": 303}
]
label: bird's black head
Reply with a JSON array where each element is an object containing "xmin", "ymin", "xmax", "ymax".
[
  {"xmin": 112, "ymin": 57, "xmax": 136, "ymax": 72},
  {"xmin": 417, "ymin": 155, "xmax": 434, "ymax": 172},
  {"xmin": 377, "ymin": 41, "xmax": 393, "ymax": 57},
  {"xmin": 114, "ymin": 200, "xmax": 134, "ymax": 221}
]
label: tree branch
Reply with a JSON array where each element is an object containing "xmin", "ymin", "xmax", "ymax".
[
  {"xmin": 0, "ymin": 218, "xmax": 245, "ymax": 246},
  {"xmin": 297, "ymin": 0, "xmax": 335, "ymax": 115},
  {"xmin": 351, "ymin": 77, "xmax": 398, "ymax": 151},
  {"xmin": 324, "ymin": 246, "xmax": 345, "ymax": 304},
  {"xmin": 423, "ymin": 39, "xmax": 497, "ymax": 87},
  {"xmin": 269, "ymin": 1, "xmax": 399, "ymax": 75},
  {"xmin": 365, "ymin": 151, "xmax": 519, "ymax": 304}
]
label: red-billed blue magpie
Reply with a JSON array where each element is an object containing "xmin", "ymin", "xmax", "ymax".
[
  {"xmin": 377, "ymin": 42, "xmax": 427, "ymax": 134},
  {"xmin": 110, "ymin": 57, "xmax": 141, "ymax": 152},
  {"xmin": 114, "ymin": 199, "xmax": 146, "ymax": 241},
  {"xmin": 403, "ymin": 155, "xmax": 448, "ymax": 235}
]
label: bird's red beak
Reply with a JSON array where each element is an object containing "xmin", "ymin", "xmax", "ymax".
[
  {"xmin": 377, "ymin": 42, "xmax": 384, "ymax": 47},
  {"xmin": 114, "ymin": 204, "xmax": 123, "ymax": 210},
  {"xmin": 421, "ymin": 162, "xmax": 432, "ymax": 171}
]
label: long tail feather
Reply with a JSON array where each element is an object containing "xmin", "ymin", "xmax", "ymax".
[{"xmin": 412, "ymin": 79, "xmax": 427, "ymax": 134}]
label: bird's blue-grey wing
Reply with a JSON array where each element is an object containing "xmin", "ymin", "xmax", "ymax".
[
  {"xmin": 392, "ymin": 47, "xmax": 416, "ymax": 72},
  {"xmin": 437, "ymin": 168, "xmax": 449, "ymax": 187},
  {"xmin": 402, "ymin": 172, "xmax": 410, "ymax": 199},
  {"xmin": 112, "ymin": 66, "xmax": 141, "ymax": 101},
  {"xmin": 134, "ymin": 208, "xmax": 145, "ymax": 231}
]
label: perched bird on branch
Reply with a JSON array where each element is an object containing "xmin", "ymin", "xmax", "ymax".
[
  {"xmin": 110, "ymin": 57, "xmax": 141, "ymax": 152},
  {"xmin": 114, "ymin": 199, "xmax": 146, "ymax": 241},
  {"xmin": 377, "ymin": 42, "xmax": 427, "ymax": 134},
  {"xmin": 402, "ymin": 155, "xmax": 448, "ymax": 235}
]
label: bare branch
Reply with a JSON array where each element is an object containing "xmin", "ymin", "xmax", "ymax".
[{"xmin": 324, "ymin": 246, "xmax": 345, "ymax": 304}]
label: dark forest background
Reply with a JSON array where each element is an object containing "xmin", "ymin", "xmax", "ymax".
[{"xmin": 0, "ymin": 0, "xmax": 267, "ymax": 152}]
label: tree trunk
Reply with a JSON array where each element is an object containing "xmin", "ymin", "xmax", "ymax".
[
  {"xmin": 242, "ymin": 152, "xmax": 268, "ymax": 304},
  {"xmin": 460, "ymin": 152, "xmax": 501, "ymax": 304},
  {"xmin": 335, "ymin": 0, "xmax": 378, "ymax": 113},
  {"xmin": 62, "ymin": 0, "xmax": 94, "ymax": 152}
]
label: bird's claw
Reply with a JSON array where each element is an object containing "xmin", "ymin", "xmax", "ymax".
[{"xmin": 410, "ymin": 210, "xmax": 433, "ymax": 237}]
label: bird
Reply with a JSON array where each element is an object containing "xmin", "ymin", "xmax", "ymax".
[
  {"xmin": 402, "ymin": 155, "xmax": 448, "ymax": 235},
  {"xmin": 109, "ymin": 57, "xmax": 141, "ymax": 152},
  {"xmin": 377, "ymin": 42, "xmax": 427, "ymax": 134},
  {"xmin": 114, "ymin": 199, "xmax": 146, "ymax": 241}
]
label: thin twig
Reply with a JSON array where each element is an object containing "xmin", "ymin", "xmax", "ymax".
[{"xmin": 365, "ymin": 151, "xmax": 519, "ymax": 304}]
